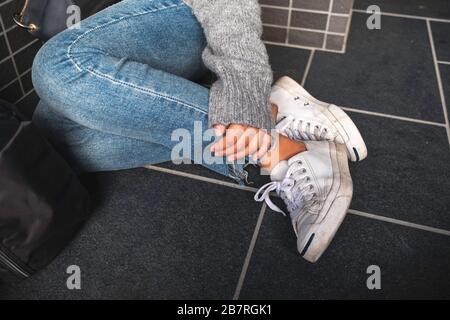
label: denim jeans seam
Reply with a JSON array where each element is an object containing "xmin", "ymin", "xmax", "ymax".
[
  {"xmin": 66, "ymin": 2, "xmax": 207, "ymax": 115},
  {"xmin": 84, "ymin": 66, "xmax": 208, "ymax": 115},
  {"xmin": 67, "ymin": 3, "xmax": 185, "ymax": 69}
]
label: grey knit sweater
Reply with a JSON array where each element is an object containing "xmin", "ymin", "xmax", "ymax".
[{"xmin": 183, "ymin": 0, "xmax": 273, "ymax": 130}]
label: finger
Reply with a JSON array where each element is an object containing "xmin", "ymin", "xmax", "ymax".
[
  {"xmin": 213, "ymin": 124, "xmax": 226, "ymax": 137},
  {"xmin": 210, "ymin": 124, "xmax": 226, "ymax": 152},
  {"xmin": 231, "ymin": 130, "xmax": 264, "ymax": 161},
  {"xmin": 225, "ymin": 127, "xmax": 257, "ymax": 158},
  {"xmin": 214, "ymin": 126, "xmax": 244, "ymax": 156},
  {"xmin": 253, "ymin": 133, "xmax": 272, "ymax": 162}
]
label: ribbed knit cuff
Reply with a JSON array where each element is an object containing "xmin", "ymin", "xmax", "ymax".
[{"xmin": 208, "ymin": 71, "xmax": 274, "ymax": 130}]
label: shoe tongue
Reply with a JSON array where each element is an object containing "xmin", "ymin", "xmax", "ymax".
[{"xmin": 270, "ymin": 160, "xmax": 289, "ymax": 181}]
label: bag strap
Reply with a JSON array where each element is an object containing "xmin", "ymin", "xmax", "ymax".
[{"xmin": 12, "ymin": 0, "xmax": 49, "ymax": 33}]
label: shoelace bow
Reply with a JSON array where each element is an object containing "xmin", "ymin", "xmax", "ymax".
[
  {"xmin": 276, "ymin": 115, "xmax": 337, "ymax": 141},
  {"xmin": 254, "ymin": 160, "xmax": 317, "ymax": 220}
]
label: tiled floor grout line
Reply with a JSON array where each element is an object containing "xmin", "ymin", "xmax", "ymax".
[
  {"xmin": 260, "ymin": 4, "xmax": 349, "ymax": 17},
  {"xmin": 143, "ymin": 165, "xmax": 261, "ymax": 193},
  {"xmin": 349, "ymin": 209, "xmax": 450, "ymax": 236},
  {"xmin": 0, "ymin": 24, "xmax": 18, "ymax": 39},
  {"xmin": 7, "ymin": 37, "xmax": 39, "ymax": 58},
  {"xmin": 272, "ymin": 24, "xmax": 445, "ymax": 128},
  {"xmin": 322, "ymin": 0, "xmax": 334, "ymax": 50},
  {"xmin": 14, "ymin": 88, "xmax": 34, "ymax": 104},
  {"xmin": 263, "ymin": 23, "xmax": 346, "ymax": 36},
  {"xmin": 341, "ymin": 106, "xmax": 447, "ymax": 127},
  {"xmin": 5, "ymin": 24, "xmax": 17, "ymax": 33},
  {"xmin": 0, "ymin": 74, "xmax": 17, "ymax": 92},
  {"xmin": 426, "ymin": 19, "xmax": 450, "ymax": 145},
  {"xmin": 144, "ymin": 165, "xmax": 450, "ymax": 237},
  {"xmin": 0, "ymin": 15, "xmax": 25, "ymax": 96},
  {"xmin": 0, "ymin": 0, "xmax": 14, "ymax": 8},
  {"xmin": 341, "ymin": 8, "xmax": 354, "ymax": 54},
  {"xmin": 233, "ymin": 203, "xmax": 267, "ymax": 300},
  {"xmin": 352, "ymin": 8, "xmax": 450, "ymax": 23},
  {"xmin": 264, "ymin": 41, "xmax": 344, "ymax": 54},
  {"xmin": 0, "ymin": 66, "xmax": 32, "ymax": 92},
  {"xmin": 301, "ymin": 49, "xmax": 315, "ymax": 86},
  {"xmin": 0, "ymin": 38, "xmax": 40, "ymax": 65},
  {"xmin": 284, "ymin": 0, "xmax": 293, "ymax": 45}
]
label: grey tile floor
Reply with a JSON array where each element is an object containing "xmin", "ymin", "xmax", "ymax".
[{"xmin": 1, "ymin": 3, "xmax": 449, "ymax": 299}]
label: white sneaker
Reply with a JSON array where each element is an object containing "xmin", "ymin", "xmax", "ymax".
[
  {"xmin": 271, "ymin": 76, "xmax": 368, "ymax": 162},
  {"xmin": 255, "ymin": 141, "xmax": 353, "ymax": 263}
]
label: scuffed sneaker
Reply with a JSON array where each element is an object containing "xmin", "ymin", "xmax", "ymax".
[{"xmin": 255, "ymin": 141, "xmax": 353, "ymax": 263}]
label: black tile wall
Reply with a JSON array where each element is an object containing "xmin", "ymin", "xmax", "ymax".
[
  {"xmin": 1, "ymin": 79, "xmax": 22, "ymax": 102},
  {"xmin": 0, "ymin": 34, "xmax": 8, "ymax": 60},
  {"xmin": 20, "ymin": 68, "xmax": 32, "ymax": 91},
  {"xmin": 0, "ymin": 0, "xmax": 120, "ymax": 117},
  {"xmin": 0, "ymin": 0, "xmax": 18, "ymax": 29},
  {"xmin": 0, "ymin": 58, "xmax": 16, "ymax": 88},
  {"xmin": 259, "ymin": 0, "xmax": 353, "ymax": 52},
  {"xmin": 293, "ymin": 0, "xmax": 331, "ymax": 11},
  {"xmin": 0, "ymin": 0, "xmax": 42, "ymax": 116},
  {"xmin": 13, "ymin": 39, "xmax": 41, "ymax": 73},
  {"xmin": 6, "ymin": 24, "xmax": 37, "ymax": 52}
]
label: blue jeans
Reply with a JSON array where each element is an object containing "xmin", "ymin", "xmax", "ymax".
[{"xmin": 32, "ymin": 0, "xmax": 247, "ymax": 182}]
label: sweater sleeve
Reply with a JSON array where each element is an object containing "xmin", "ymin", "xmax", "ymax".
[{"xmin": 184, "ymin": 0, "xmax": 274, "ymax": 130}]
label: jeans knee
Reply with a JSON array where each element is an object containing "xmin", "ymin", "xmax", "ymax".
[{"xmin": 32, "ymin": 39, "xmax": 65, "ymax": 103}]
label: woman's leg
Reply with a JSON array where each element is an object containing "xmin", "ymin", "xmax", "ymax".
[
  {"xmin": 32, "ymin": 0, "xmax": 241, "ymax": 179},
  {"xmin": 34, "ymin": 100, "xmax": 173, "ymax": 172}
]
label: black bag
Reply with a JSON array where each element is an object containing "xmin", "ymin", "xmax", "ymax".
[
  {"xmin": 13, "ymin": 0, "xmax": 120, "ymax": 40},
  {"xmin": 0, "ymin": 99, "xmax": 91, "ymax": 283}
]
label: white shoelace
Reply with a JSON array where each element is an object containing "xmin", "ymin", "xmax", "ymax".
[
  {"xmin": 276, "ymin": 115, "xmax": 336, "ymax": 141},
  {"xmin": 254, "ymin": 160, "xmax": 317, "ymax": 220}
]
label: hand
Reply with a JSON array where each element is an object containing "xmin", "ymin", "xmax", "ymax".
[{"xmin": 211, "ymin": 124, "xmax": 272, "ymax": 162}]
